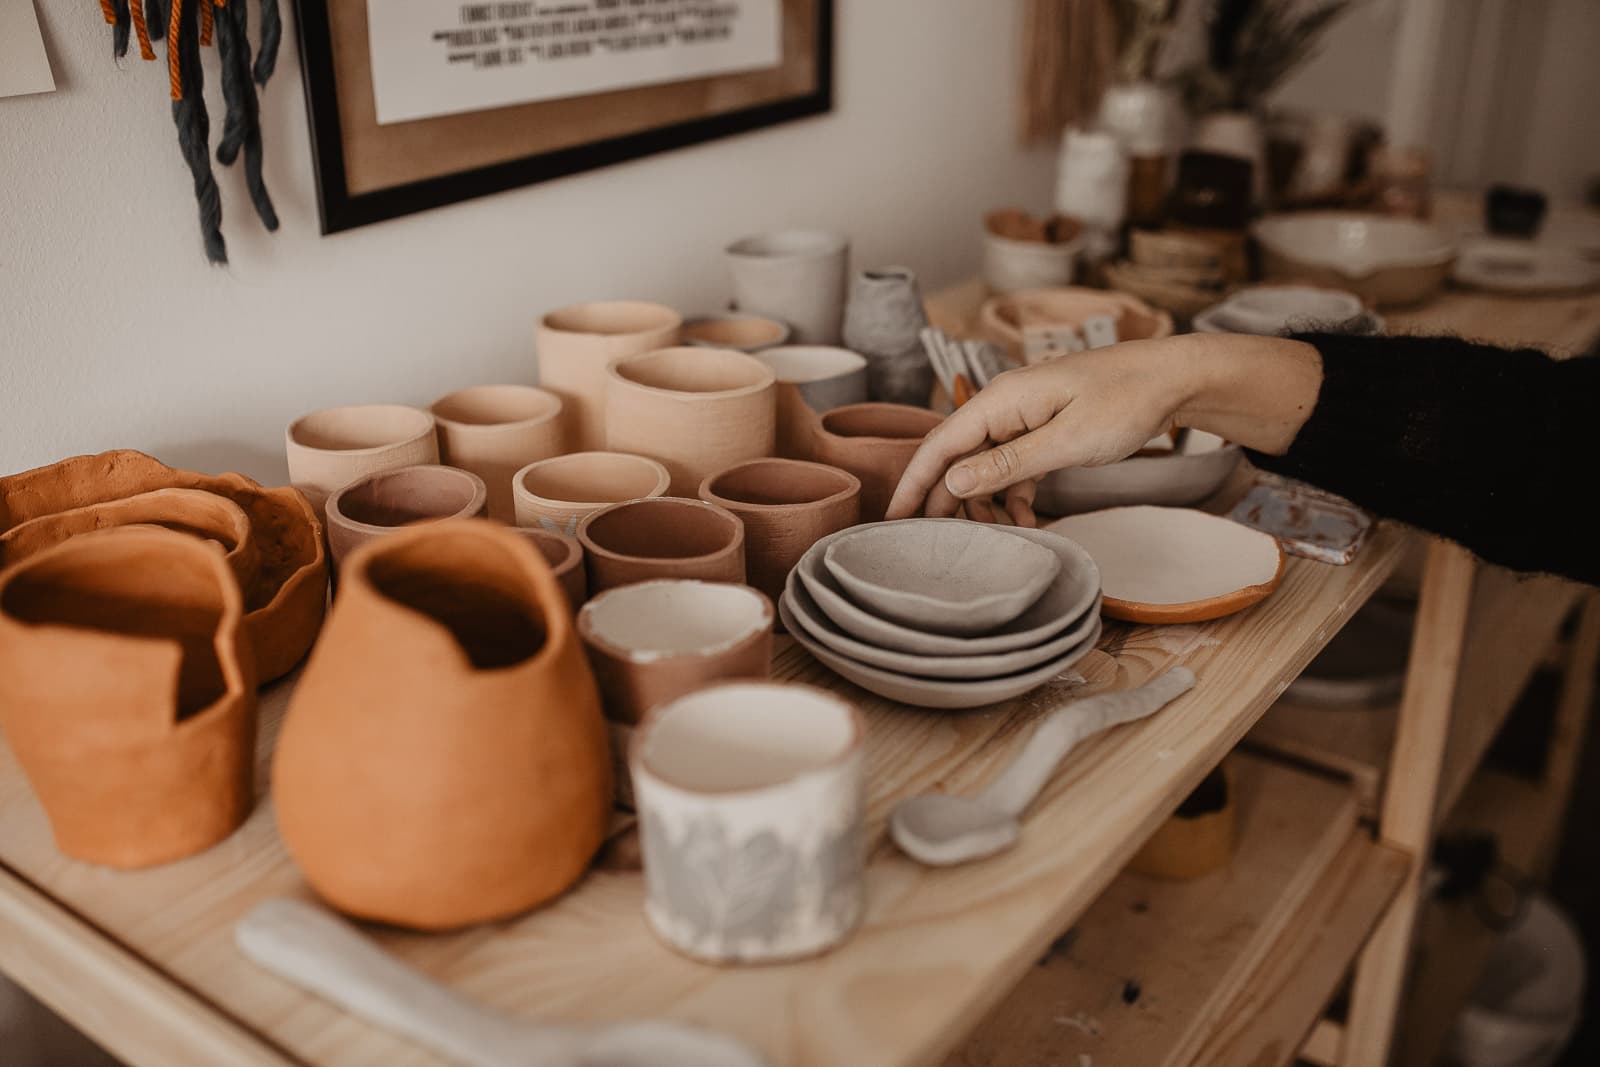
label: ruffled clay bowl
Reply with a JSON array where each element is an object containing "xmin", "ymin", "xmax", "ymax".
[
  {"xmin": 977, "ymin": 287, "xmax": 1174, "ymax": 363},
  {"xmin": 512, "ymin": 451, "xmax": 672, "ymax": 538},
  {"xmin": 809, "ymin": 403, "xmax": 944, "ymax": 523},
  {"xmin": 0, "ymin": 487, "xmax": 259, "ymax": 591},
  {"xmin": 682, "ymin": 315, "xmax": 791, "ymax": 352},
  {"xmin": 578, "ymin": 579, "xmax": 773, "ymax": 725},
  {"xmin": 429, "ymin": 385, "xmax": 563, "ymax": 522},
  {"xmin": 324, "ymin": 465, "xmax": 488, "ymax": 570},
  {"xmin": 0, "ymin": 450, "xmax": 328, "ymax": 684},
  {"xmin": 284, "ymin": 404, "xmax": 439, "ymax": 517},
  {"xmin": 577, "ymin": 497, "xmax": 746, "ymax": 594},
  {"xmin": 508, "ymin": 525, "xmax": 587, "ymax": 609}
]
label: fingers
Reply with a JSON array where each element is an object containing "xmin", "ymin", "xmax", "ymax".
[
  {"xmin": 1004, "ymin": 479, "xmax": 1038, "ymax": 528},
  {"xmin": 885, "ymin": 396, "xmax": 1003, "ymax": 520},
  {"xmin": 942, "ymin": 423, "xmax": 1061, "ymax": 501},
  {"xmin": 963, "ymin": 496, "xmax": 998, "ymax": 524}
]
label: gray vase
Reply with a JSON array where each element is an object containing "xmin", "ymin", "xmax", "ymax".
[{"xmin": 842, "ymin": 267, "xmax": 934, "ymax": 406}]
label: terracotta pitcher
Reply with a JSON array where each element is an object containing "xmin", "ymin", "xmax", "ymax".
[
  {"xmin": 810, "ymin": 403, "xmax": 944, "ymax": 522},
  {"xmin": 273, "ymin": 519, "xmax": 612, "ymax": 930},
  {"xmin": 0, "ymin": 528, "xmax": 257, "ymax": 869}
]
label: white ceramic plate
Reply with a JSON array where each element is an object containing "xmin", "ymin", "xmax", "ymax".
[
  {"xmin": 1034, "ymin": 433, "xmax": 1241, "ymax": 516},
  {"xmin": 797, "ymin": 522, "xmax": 1100, "ymax": 656},
  {"xmin": 1452, "ymin": 238, "xmax": 1600, "ymax": 294}
]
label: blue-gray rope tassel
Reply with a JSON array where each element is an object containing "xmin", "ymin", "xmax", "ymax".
[
  {"xmin": 170, "ymin": 0, "xmax": 227, "ymax": 264},
  {"xmin": 216, "ymin": 0, "xmax": 278, "ymax": 230},
  {"xmin": 253, "ymin": 0, "xmax": 281, "ymax": 87}
]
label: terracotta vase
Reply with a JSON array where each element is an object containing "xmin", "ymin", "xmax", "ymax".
[
  {"xmin": 0, "ymin": 487, "xmax": 259, "ymax": 592},
  {"xmin": 681, "ymin": 315, "xmax": 791, "ymax": 352},
  {"xmin": 725, "ymin": 230, "xmax": 850, "ymax": 344},
  {"xmin": 578, "ymin": 579, "xmax": 773, "ymax": 725},
  {"xmin": 810, "ymin": 403, "xmax": 944, "ymax": 523},
  {"xmin": 0, "ymin": 450, "xmax": 327, "ymax": 684},
  {"xmin": 511, "ymin": 451, "xmax": 672, "ymax": 538},
  {"xmin": 604, "ymin": 346, "xmax": 777, "ymax": 496},
  {"xmin": 753, "ymin": 346, "xmax": 870, "ymax": 460},
  {"xmin": 577, "ymin": 497, "xmax": 746, "ymax": 594},
  {"xmin": 697, "ymin": 458, "xmax": 860, "ymax": 611},
  {"xmin": 284, "ymin": 404, "xmax": 439, "ymax": 519},
  {"xmin": 842, "ymin": 267, "xmax": 934, "ymax": 407},
  {"xmin": 536, "ymin": 301, "xmax": 682, "ymax": 453},
  {"xmin": 324, "ymin": 465, "xmax": 488, "ymax": 571},
  {"xmin": 509, "ymin": 525, "xmax": 587, "ymax": 609},
  {"xmin": 273, "ymin": 520, "xmax": 612, "ymax": 931},
  {"xmin": 429, "ymin": 385, "xmax": 563, "ymax": 522},
  {"xmin": 0, "ymin": 528, "xmax": 257, "ymax": 869}
]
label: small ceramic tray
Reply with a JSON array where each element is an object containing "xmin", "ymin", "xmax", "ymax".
[{"xmin": 1229, "ymin": 473, "xmax": 1372, "ymax": 565}]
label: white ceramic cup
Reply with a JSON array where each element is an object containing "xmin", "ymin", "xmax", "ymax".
[
  {"xmin": 725, "ymin": 230, "xmax": 849, "ymax": 345},
  {"xmin": 631, "ymin": 681, "xmax": 866, "ymax": 963}
]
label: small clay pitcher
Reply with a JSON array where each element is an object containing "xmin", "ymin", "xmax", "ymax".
[
  {"xmin": 681, "ymin": 315, "xmax": 791, "ymax": 353},
  {"xmin": 697, "ymin": 459, "xmax": 861, "ymax": 612},
  {"xmin": 0, "ymin": 487, "xmax": 259, "ymax": 592},
  {"xmin": 604, "ymin": 346, "xmax": 777, "ymax": 496},
  {"xmin": 512, "ymin": 451, "xmax": 672, "ymax": 538},
  {"xmin": 0, "ymin": 528, "xmax": 257, "ymax": 869},
  {"xmin": 273, "ymin": 520, "xmax": 612, "ymax": 931},
  {"xmin": 810, "ymin": 403, "xmax": 945, "ymax": 523},
  {"xmin": 725, "ymin": 230, "xmax": 849, "ymax": 344},
  {"xmin": 842, "ymin": 267, "xmax": 934, "ymax": 407},
  {"xmin": 578, "ymin": 579, "xmax": 773, "ymax": 725},
  {"xmin": 509, "ymin": 525, "xmax": 587, "ymax": 609},
  {"xmin": 577, "ymin": 497, "xmax": 746, "ymax": 594},
  {"xmin": 429, "ymin": 385, "xmax": 563, "ymax": 522},
  {"xmin": 284, "ymin": 404, "xmax": 439, "ymax": 519},
  {"xmin": 324, "ymin": 465, "xmax": 489, "ymax": 571},
  {"xmin": 536, "ymin": 301, "xmax": 682, "ymax": 453}
]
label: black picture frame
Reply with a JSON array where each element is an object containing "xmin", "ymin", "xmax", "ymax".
[{"xmin": 293, "ymin": 1, "xmax": 835, "ymax": 235}]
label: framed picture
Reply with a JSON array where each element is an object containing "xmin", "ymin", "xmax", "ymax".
[{"xmin": 294, "ymin": 0, "xmax": 834, "ymax": 234}]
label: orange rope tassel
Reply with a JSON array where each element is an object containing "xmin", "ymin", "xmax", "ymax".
[
  {"xmin": 200, "ymin": 0, "xmax": 214, "ymax": 46},
  {"xmin": 100, "ymin": 0, "xmax": 117, "ymax": 24},
  {"xmin": 130, "ymin": 0, "xmax": 156, "ymax": 61},
  {"xmin": 168, "ymin": 0, "xmax": 184, "ymax": 99}
]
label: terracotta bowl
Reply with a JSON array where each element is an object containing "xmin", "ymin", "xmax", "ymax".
[
  {"xmin": 537, "ymin": 301, "xmax": 684, "ymax": 453},
  {"xmin": 324, "ymin": 465, "xmax": 488, "ymax": 571},
  {"xmin": 508, "ymin": 525, "xmax": 587, "ymax": 609},
  {"xmin": 577, "ymin": 497, "xmax": 746, "ymax": 594},
  {"xmin": 429, "ymin": 385, "xmax": 563, "ymax": 522},
  {"xmin": 697, "ymin": 458, "xmax": 860, "ymax": 613},
  {"xmin": 284, "ymin": 404, "xmax": 439, "ymax": 517},
  {"xmin": 977, "ymin": 287, "xmax": 1174, "ymax": 363},
  {"xmin": 512, "ymin": 451, "xmax": 672, "ymax": 538},
  {"xmin": 809, "ymin": 403, "xmax": 944, "ymax": 523},
  {"xmin": 578, "ymin": 579, "xmax": 773, "ymax": 725},
  {"xmin": 604, "ymin": 346, "xmax": 777, "ymax": 496},
  {"xmin": 682, "ymin": 315, "xmax": 791, "ymax": 352}
]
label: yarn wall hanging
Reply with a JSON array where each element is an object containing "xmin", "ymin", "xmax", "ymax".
[{"xmin": 97, "ymin": 0, "xmax": 283, "ymax": 264}]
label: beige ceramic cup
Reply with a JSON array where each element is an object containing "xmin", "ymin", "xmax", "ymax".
[
  {"xmin": 512, "ymin": 451, "xmax": 671, "ymax": 538},
  {"xmin": 605, "ymin": 346, "xmax": 777, "ymax": 496},
  {"xmin": 810, "ymin": 403, "xmax": 945, "ymax": 523},
  {"xmin": 429, "ymin": 385, "xmax": 563, "ymax": 522},
  {"xmin": 631, "ymin": 681, "xmax": 866, "ymax": 963},
  {"xmin": 536, "ymin": 301, "xmax": 682, "ymax": 453},
  {"xmin": 323, "ymin": 465, "xmax": 488, "ymax": 571},
  {"xmin": 725, "ymin": 230, "xmax": 850, "ymax": 345},
  {"xmin": 577, "ymin": 497, "xmax": 745, "ymax": 594},
  {"xmin": 285, "ymin": 404, "xmax": 438, "ymax": 519}
]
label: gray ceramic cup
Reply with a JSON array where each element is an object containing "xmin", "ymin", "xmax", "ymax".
[{"xmin": 725, "ymin": 230, "xmax": 849, "ymax": 345}]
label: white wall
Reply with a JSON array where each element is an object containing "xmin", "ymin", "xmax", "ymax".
[{"xmin": 0, "ymin": 2, "xmax": 1053, "ymax": 484}]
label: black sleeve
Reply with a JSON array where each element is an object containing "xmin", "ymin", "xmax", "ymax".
[{"xmin": 1244, "ymin": 331, "xmax": 1598, "ymax": 585}]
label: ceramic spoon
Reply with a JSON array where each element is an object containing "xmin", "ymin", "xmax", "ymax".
[
  {"xmin": 235, "ymin": 898, "xmax": 766, "ymax": 1067},
  {"xmin": 890, "ymin": 667, "xmax": 1197, "ymax": 866}
]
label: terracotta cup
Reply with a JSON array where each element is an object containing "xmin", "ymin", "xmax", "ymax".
[
  {"xmin": 578, "ymin": 579, "xmax": 773, "ymax": 725},
  {"xmin": 725, "ymin": 230, "xmax": 850, "ymax": 344},
  {"xmin": 697, "ymin": 458, "xmax": 861, "ymax": 611},
  {"xmin": 810, "ymin": 403, "xmax": 945, "ymax": 523},
  {"xmin": 604, "ymin": 346, "xmax": 777, "ymax": 496},
  {"xmin": 536, "ymin": 301, "xmax": 682, "ymax": 453},
  {"xmin": 631, "ymin": 681, "xmax": 866, "ymax": 962},
  {"xmin": 0, "ymin": 527, "xmax": 257, "ymax": 869},
  {"xmin": 509, "ymin": 525, "xmax": 587, "ymax": 609},
  {"xmin": 273, "ymin": 519, "xmax": 612, "ymax": 931},
  {"xmin": 429, "ymin": 385, "xmax": 563, "ymax": 522},
  {"xmin": 0, "ymin": 486, "xmax": 259, "ymax": 592},
  {"xmin": 324, "ymin": 465, "xmax": 489, "ymax": 571},
  {"xmin": 682, "ymin": 315, "xmax": 791, "ymax": 353},
  {"xmin": 512, "ymin": 451, "xmax": 672, "ymax": 538},
  {"xmin": 284, "ymin": 404, "xmax": 438, "ymax": 518},
  {"xmin": 577, "ymin": 497, "xmax": 746, "ymax": 594}
]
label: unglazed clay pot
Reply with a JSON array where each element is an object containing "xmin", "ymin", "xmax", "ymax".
[
  {"xmin": 842, "ymin": 267, "xmax": 934, "ymax": 407},
  {"xmin": 753, "ymin": 345, "xmax": 869, "ymax": 460},
  {"xmin": 697, "ymin": 458, "xmax": 860, "ymax": 611},
  {"xmin": 682, "ymin": 315, "xmax": 791, "ymax": 352},
  {"xmin": 0, "ymin": 450, "xmax": 327, "ymax": 684},
  {"xmin": 324, "ymin": 465, "xmax": 488, "ymax": 571},
  {"xmin": 577, "ymin": 497, "xmax": 746, "ymax": 594},
  {"xmin": 273, "ymin": 520, "xmax": 612, "ymax": 931},
  {"xmin": 725, "ymin": 230, "xmax": 849, "ymax": 344},
  {"xmin": 632, "ymin": 681, "xmax": 866, "ymax": 962},
  {"xmin": 0, "ymin": 487, "xmax": 259, "ymax": 591},
  {"xmin": 809, "ymin": 403, "xmax": 945, "ymax": 523},
  {"xmin": 604, "ymin": 347, "xmax": 777, "ymax": 496},
  {"xmin": 429, "ymin": 385, "xmax": 563, "ymax": 522},
  {"xmin": 536, "ymin": 301, "xmax": 682, "ymax": 453},
  {"xmin": 0, "ymin": 528, "xmax": 256, "ymax": 869},
  {"xmin": 578, "ymin": 580, "xmax": 773, "ymax": 725},
  {"xmin": 284, "ymin": 404, "xmax": 439, "ymax": 518},
  {"xmin": 511, "ymin": 451, "xmax": 672, "ymax": 538},
  {"xmin": 509, "ymin": 525, "xmax": 587, "ymax": 609}
]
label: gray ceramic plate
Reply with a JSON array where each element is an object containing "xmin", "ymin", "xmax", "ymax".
[
  {"xmin": 784, "ymin": 569, "xmax": 1099, "ymax": 679},
  {"xmin": 796, "ymin": 522, "xmax": 1100, "ymax": 656},
  {"xmin": 781, "ymin": 596, "xmax": 1102, "ymax": 710}
]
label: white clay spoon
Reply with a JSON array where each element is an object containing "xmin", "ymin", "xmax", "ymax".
[
  {"xmin": 235, "ymin": 898, "xmax": 767, "ymax": 1067},
  {"xmin": 890, "ymin": 667, "xmax": 1197, "ymax": 866}
]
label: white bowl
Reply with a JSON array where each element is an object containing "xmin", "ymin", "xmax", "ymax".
[
  {"xmin": 982, "ymin": 230, "xmax": 1085, "ymax": 295},
  {"xmin": 1034, "ymin": 432, "xmax": 1241, "ymax": 516},
  {"xmin": 1252, "ymin": 212, "xmax": 1457, "ymax": 307},
  {"xmin": 1204, "ymin": 285, "xmax": 1365, "ymax": 335}
]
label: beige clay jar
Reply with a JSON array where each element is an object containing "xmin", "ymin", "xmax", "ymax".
[
  {"xmin": 284, "ymin": 404, "xmax": 439, "ymax": 518},
  {"xmin": 810, "ymin": 403, "xmax": 944, "ymax": 523},
  {"xmin": 537, "ymin": 301, "xmax": 682, "ymax": 453},
  {"xmin": 577, "ymin": 496, "xmax": 746, "ymax": 595},
  {"xmin": 323, "ymin": 465, "xmax": 488, "ymax": 571},
  {"xmin": 512, "ymin": 451, "xmax": 672, "ymax": 538},
  {"xmin": 429, "ymin": 385, "xmax": 563, "ymax": 522}
]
